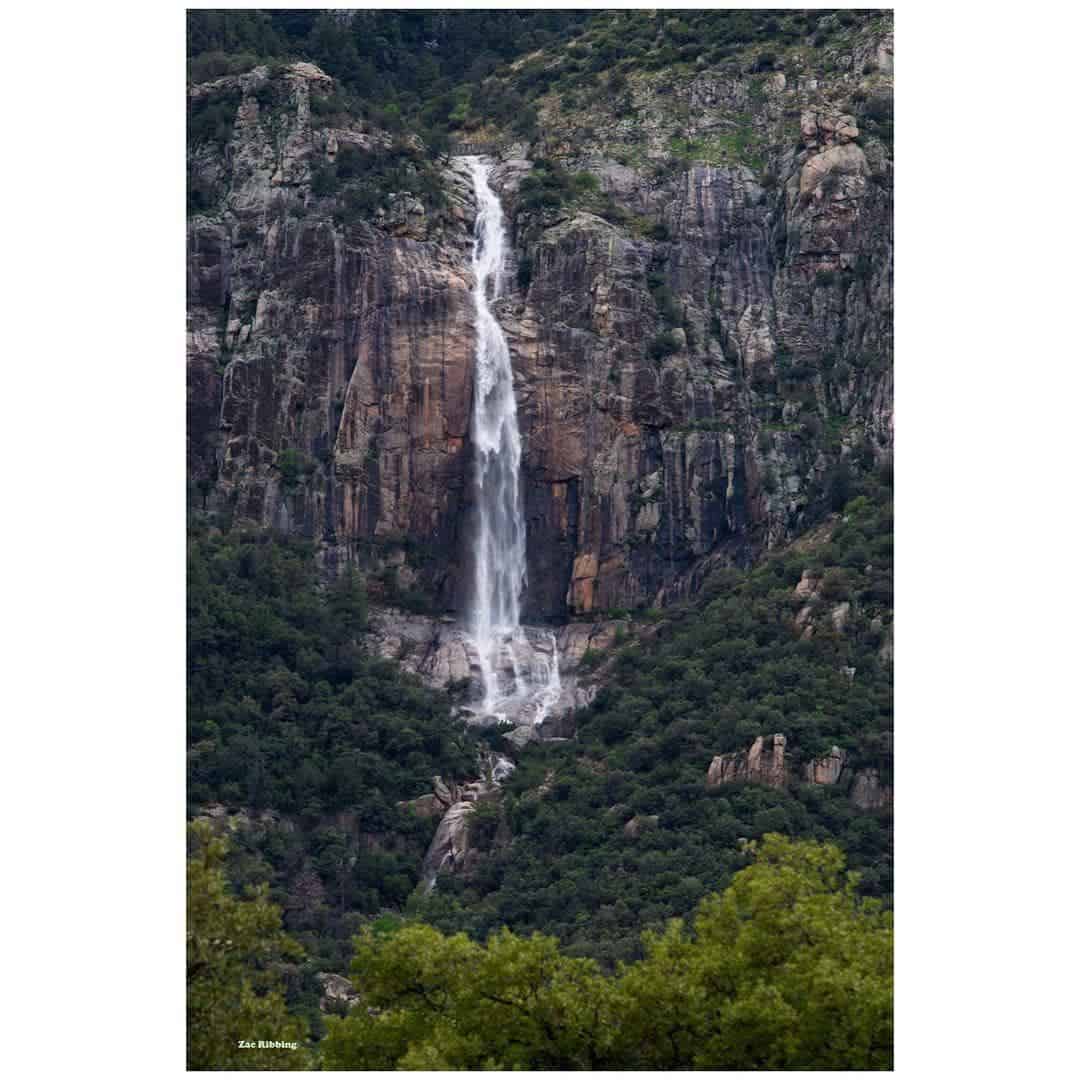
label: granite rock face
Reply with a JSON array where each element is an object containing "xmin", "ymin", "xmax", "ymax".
[
  {"xmin": 188, "ymin": 63, "xmax": 479, "ymax": 607},
  {"xmin": 803, "ymin": 746, "xmax": 847, "ymax": 785},
  {"xmin": 188, "ymin": 21, "xmax": 892, "ymax": 620},
  {"xmin": 708, "ymin": 733, "xmax": 789, "ymax": 789},
  {"xmin": 417, "ymin": 752, "xmax": 515, "ymax": 888},
  {"xmin": 851, "ymin": 767, "xmax": 893, "ymax": 811},
  {"xmin": 708, "ymin": 736, "xmax": 889, "ymax": 812},
  {"xmin": 367, "ymin": 608, "xmax": 617, "ymax": 734}
]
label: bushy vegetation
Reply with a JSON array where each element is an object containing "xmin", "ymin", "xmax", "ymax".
[
  {"xmin": 187, "ymin": 822, "xmax": 312, "ymax": 1069},
  {"xmin": 187, "ymin": 10, "xmax": 886, "ymax": 155},
  {"xmin": 187, "ymin": 85, "xmax": 242, "ymax": 149},
  {"xmin": 187, "ymin": 10, "xmax": 594, "ymax": 149},
  {"xmin": 187, "ymin": 525, "xmax": 484, "ymax": 967},
  {"xmin": 472, "ymin": 8, "xmax": 886, "ymax": 134},
  {"xmin": 517, "ymin": 159, "xmax": 599, "ymax": 212},
  {"xmin": 314, "ymin": 139, "xmax": 447, "ymax": 224},
  {"xmin": 323, "ymin": 836, "xmax": 892, "ymax": 1069},
  {"xmin": 411, "ymin": 479, "xmax": 892, "ymax": 966}
]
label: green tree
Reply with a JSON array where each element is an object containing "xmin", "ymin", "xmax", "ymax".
[
  {"xmin": 322, "ymin": 836, "xmax": 892, "ymax": 1069},
  {"xmin": 187, "ymin": 822, "xmax": 311, "ymax": 1070}
]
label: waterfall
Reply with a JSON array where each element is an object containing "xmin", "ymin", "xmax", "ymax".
[{"xmin": 463, "ymin": 156, "xmax": 560, "ymax": 726}]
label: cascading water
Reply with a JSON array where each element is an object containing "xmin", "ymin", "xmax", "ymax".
[{"xmin": 463, "ymin": 156, "xmax": 560, "ymax": 726}]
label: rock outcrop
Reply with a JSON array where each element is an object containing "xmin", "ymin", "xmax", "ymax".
[
  {"xmin": 851, "ymin": 768, "xmax": 893, "ymax": 811},
  {"xmin": 623, "ymin": 814, "xmax": 660, "ymax": 839},
  {"xmin": 410, "ymin": 753, "xmax": 516, "ymax": 888},
  {"xmin": 707, "ymin": 736, "xmax": 889, "ymax": 811},
  {"xmin": 707, "ymin": 734, "xmax": 789, "ymax": 790},
  {"xmin": 317, "ymin": 973, "xmax": 360, "ymax": 1013},
  {"xmin": 803, "ymin": 746, "xmax": 847, "ymax": 785},
  {"xmin": 369, "ymin": 608, "xmax": 620, "ymax": 732}
]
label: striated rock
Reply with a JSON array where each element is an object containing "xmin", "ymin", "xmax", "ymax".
[
  {"xmin": 418, "ymin": 752, "xmax": 515, "ymax": 888},
  {"xmin": 189, "ymin": 25, "xmax": 892, "ymax": 620},
  {"xmin": 707, "ymin": 734, "xmax": 788, "ymax": 789},
  {"xmin": 705, "ymin": 737, "xmax": 890, "ymax": 812},
  {"xmin": 803, "ymin": 746, "xmax": 847, "ymax": 785},
  {"xmin": 851, "ymin": 768, "xmax": 893, "ymax": 811}
]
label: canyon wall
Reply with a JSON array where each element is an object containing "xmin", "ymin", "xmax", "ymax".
[{"xmin": 188, "ymin": 20, "xmax": 892, "ymax": 619}]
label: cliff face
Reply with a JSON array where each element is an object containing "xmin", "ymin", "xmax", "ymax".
[
  {"xmin": 188, "ymin": 18, "xmax": 892, "ymax": 621},
  {"xmin": 188, "ymin": 62, "xmax": 479, "ymax": 607}
]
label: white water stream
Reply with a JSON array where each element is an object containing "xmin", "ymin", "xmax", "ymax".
[{"xmin": 463, "ymin": 157, "xmax": 561, "ymax": 727}]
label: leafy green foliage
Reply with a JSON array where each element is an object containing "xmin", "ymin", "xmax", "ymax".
[
  {"xmin": 323, "ymin": 836, "xmax": 892, "ymax": 1069},
  {"xmin": 187, "ymin": 10, "xmax": 595, "ymax": 149},
  {"xmin": 187, "ymin": 86, "xmax": 242, "ymax": 149},
  {"xmin": 412, "ymin": 484, "xmax": 893, "ymax": 964},
  {"xmin": 648, "ymin": 330, "xmax": 683, "ymax": 361},
  {"xmin": 187, "ymin": 822, "xmax": 312, "ymax": 1070},
  {"xmin": 517, "ymin": 160, "xmax": 598, "ymax": 212},
  {"xmin": 187, "ymin": 526, "xmax": 483, "ymax": 965},
  {"xmin": 860, "ymin": 91, "xmax": 894, "ymax": 146}
]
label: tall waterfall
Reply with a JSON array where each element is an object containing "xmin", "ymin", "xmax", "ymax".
[{"xmin": 464, "ymin": 157, "xmax": 560, "ymax": 725}]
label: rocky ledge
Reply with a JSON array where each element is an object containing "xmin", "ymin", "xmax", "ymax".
[
  {"xmin": 707, "ymin": 733, "xmax": 891, "ymax": 811},
  {"xmin": 367, "ymin": 607, "xmax": 626, "ymax": 738}
]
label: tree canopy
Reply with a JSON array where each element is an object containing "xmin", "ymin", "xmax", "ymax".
[
  {"xmin": 322, "ymin": 835, "xmax": 892, "ymax": 1070},
  {"xmin": 187, "ymin": 822, "xmax": 312, "ymax": 1070}
]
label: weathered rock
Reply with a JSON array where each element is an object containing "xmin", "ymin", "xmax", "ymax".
[
  {"xmin": 419, "ymin": 753, "xmax": 516, "ymax": 888},
  {"xmin": 707, "ymin": 734, "xmax": 788, "ymax": 789},
  {"xmin": 420, "ymin": 784, "xmax": 501, "ymax": 886},
  {"xmin": 803, "ymin": 746, "xmax": 847, "ymax": 785},
  {"xmin": 851, "ymin": 768, "xmax": 893, "ymax": 811},
  {"xmin": 505, "ymin": 724, "xmax": 540, "ymax": 749},
  {"xmin": 317, "ymin": 972, "xmax": 359, "ymax": 1012},
  {"xmin": 188, "ymin": 23, "xmax": 892, "ymax": 619}
]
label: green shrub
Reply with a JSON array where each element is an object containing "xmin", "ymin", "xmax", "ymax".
[
  {"xmin": 187, "ymin": 87, "xmax": 241, "ymax": 149},
  {"xmin": 648, "ymin": 331, "xmax": 682, "ymax": 361},
  {"xmin": 276, "ymin": 447, "xmax": 305, "ymax": 489},
  {"xmin": 310, "ymin": 165, "xmax": 339, "ymax": 197}
]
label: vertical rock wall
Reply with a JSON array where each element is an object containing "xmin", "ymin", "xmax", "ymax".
[{"xmin": 188, "ymin": 22, "xmax": 892, "ymax": 619}]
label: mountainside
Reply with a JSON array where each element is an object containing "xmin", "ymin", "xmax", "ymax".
[
  {"xmin": 186, "ymin": 9, "xmax": 893, "ymax": 1069},
  {"xmin": 187, "ymin": 9, "xmax": 892, "ymax": 618}
]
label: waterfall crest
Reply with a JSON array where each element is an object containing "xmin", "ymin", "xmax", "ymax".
[{"xmin": 464, "ymin": 157, "xmax": 560, "ymax": 726}]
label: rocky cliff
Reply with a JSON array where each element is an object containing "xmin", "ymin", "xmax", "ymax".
[
  {"xmin": 707, "ymin": 734, "xmax": 891, "ymax": 811},
  {"xmin": 188, "ymin": 15, "xmax": 892, "ymax": 622}
]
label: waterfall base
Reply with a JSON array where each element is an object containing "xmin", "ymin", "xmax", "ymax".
[{"xmin": 368, "ymin": 609, "xmax": 621, "ymax": 734}]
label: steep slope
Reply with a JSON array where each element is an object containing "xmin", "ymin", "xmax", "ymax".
[
  {"xmin": 187, "ymin": 10, "xmax": 892, "ymax": 624},
  {"xmin": 185, "ymin": 5, "xmax": 894, "ymax": 985},
  {"xmin": 410, "ymin": 476, "xmax": 892, "ymax": 965}
]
